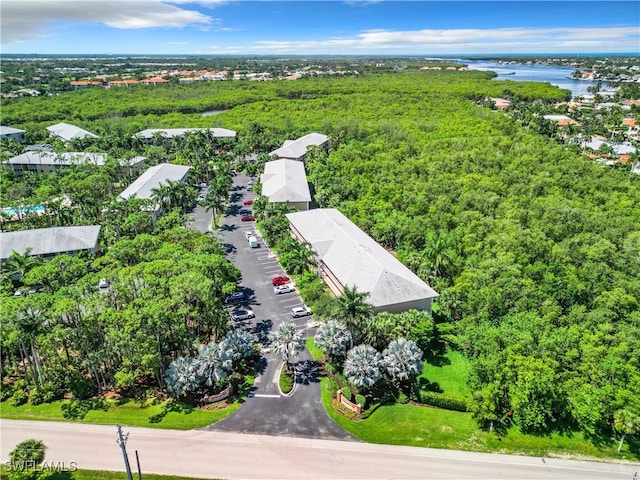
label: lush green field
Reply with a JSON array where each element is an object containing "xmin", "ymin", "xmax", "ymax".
[
  {"xmin": 420, "ymin": 350, "xmax": 471, "ymax": 397},
  {"xmin": 0, "ymin": 397, "xmax": 239, "ymax": 430},
  {"xmin": 320, "ymin": 377, "xmax": 635, "ymax": 461}
]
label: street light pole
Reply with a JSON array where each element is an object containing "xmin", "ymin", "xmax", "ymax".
[{"xmin": 116, "ymin": 425, "xmax": 134, "ymax": 480}]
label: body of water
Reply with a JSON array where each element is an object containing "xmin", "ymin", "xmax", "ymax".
[{"xmin": 463, "ymin": 60, "xmax": 603, "ymax": 98}]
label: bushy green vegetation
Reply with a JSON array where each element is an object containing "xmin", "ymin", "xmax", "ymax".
[
  {"xmin": 0, "ymin": 396, "xmax": 240, "ymax": 430},
  {"xmin": 2, "ymin": 68, "xmax": 639, "ymax": 455}
]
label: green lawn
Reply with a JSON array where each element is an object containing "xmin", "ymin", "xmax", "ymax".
[
  {"xmin": 420, "ymin": 350, "xmax": 471, "ymax": 397},
  {"xmin": 2, "ymin": 467, "xmax": 217, "ymax": 480},
  {"xmin": 0, "ymin": 397, "xmax": 240, "ymax": 430}
]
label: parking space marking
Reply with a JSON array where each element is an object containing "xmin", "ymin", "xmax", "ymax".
[{"xmin": 257, "ymin": 254, "xmax": 276, "ymax": 260}]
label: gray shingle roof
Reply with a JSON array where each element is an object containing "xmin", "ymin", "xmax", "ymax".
[
  {"xmin": 134, "ymin": 128, "xmax": 237, "ymax": 139},
  {"xmin": 0, "ymin": 225, "xmax": 101, "ymax": 260},
  {"xmin": 260, "ymin": 159, "xmax": 311, "ymax": 203},
  {"xmin": 119, "ymin": 163, "xmax": 191, "ymax": 201},
  {"xmin": 7, "ymin": 151, "xmax": 107, "ymax": 166},
  {"xmin": 0, "ymin": 126, "xmax": 26, "ymax": 135},
  {"xmin": 286, "ymin": 209, "xmax": 438, "ymax": 309},
  {"xmin": 46, "ymin": 122, "xmax": 98, "ymax": 142},
  {"xmin": 269, "ymin": 132, "xmax": 328, "ymax": 160}
]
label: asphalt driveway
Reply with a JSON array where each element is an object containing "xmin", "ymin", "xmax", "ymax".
[{"xmin": 190, "ymin": 172, "xmax": 353, "ymax": 440}]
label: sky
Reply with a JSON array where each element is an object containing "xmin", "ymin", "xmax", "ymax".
[{"xmin": 1, "ymin": 1, "xmax": 639, "ymax": 56}]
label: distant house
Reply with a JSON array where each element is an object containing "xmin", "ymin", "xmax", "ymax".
[
  {"xmin": 0, "ymin": 126, "xmax": 26, "ymax": 143},
  {"xmin": 286, "ymin": 208, "xmax": 439, "ymax": 314},
  {"xmin": 269, "ymin": 133, "xmax": 329, "ymax": 162},
  {"xmin": 491, "ymin": 97, "xmax": 511, "ymax": 110},
  {"xmin": 0, "ymin": 225, "xmax": 101, "ymax": 261},
  {"xmin": 260, "ymin": 159, "xmax": 311, "ymax": 211},
  {"xmin": 46, "ymin": 122, "xmax": 98, "ymax": 144},
  {"xmin": 70, "ymin": 80, "xmax": 103, "ymax": 89},
  {"xmin": 543, "ymin": 114, "xmax": 581, "ymax": 127},
  {"xmin": 108, "ymin": 79, "xmax": 140, "ymax": 88},
  {"xmin": 133, "ymin": 127, "xmax": 237, "ymax": 146},
  {"xmin": 5, "ymin": 152, "xmax": 145, "ymax": 176},
  {"xmin": 141, "ymin": 77, "xmax": 169, "ymax": 85},
  {"xmin": 118, "ymin": 163, "xmax": 191, "ymax": 220},
  {"xmin": 5, "ymin": 151, "xmax": 107, "ymax": 175}
]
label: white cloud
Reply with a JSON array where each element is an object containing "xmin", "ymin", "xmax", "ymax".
[
  {"xmin": 1, "ymin": 0, "xmax": 214, "ymax": 44},
  {"xmin": 249, "ymin": 26, "xmax": 639, "ymax": 54}
]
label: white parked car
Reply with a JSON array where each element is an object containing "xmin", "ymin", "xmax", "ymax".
[
  {"xmin": 291, "ymin": 306, "xmax": 312, "ymax": 318},
  {"xmin": 244, "ymin": 231, "xmax": 255, "ymax": 240},
  {"xmin": 98, "ymin": 278, "xmax": 109, "ymax": 289},
  {"xmin": 231, "ymin": 309, "xmax": 255, "ymax": 321},
  {"xmin": 274, "ymin": 284, "xmax": 295, "ymax": 295}
]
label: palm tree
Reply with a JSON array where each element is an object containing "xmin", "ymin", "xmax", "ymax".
[
  {"xmin": 423, "ymin": 231, "xmax": 453, "ymax": 280},
  {"xmin": 314, "ymin": 320, "xmax": 352, "ymax": 364},
  {"xmin": 201, "ymin": 191, "xmax": 225, "ymax": 226},
  {"xmin": 196, "ymin": 342, "xmax": 231, "ymax": 388},
  {"xmin": 344, "ymin": 344, "xmax": 382, "ymax": 391},
  {"xmin": 220, "ymin": 329, "xmax": 254, "ymax": 362},
  {"xmin": 284, "ymin": 243, "xmax": 317, "ymax": 275},
  {"xmin": 613, "ymin": 408, "xmax": 639, "ymax": 452},
  {"xmin": 269, "ymin": 322, "xmax": 305, "ymax": 373},
  {"xmin": 164, "ymin": 356, "xmax": 198, "ymax": 398},
  {"xmin": 382, "ymin": 338, "xmax": 423, "ymax": 395},
  {"xmin": 336, "ymin": 285, "xmax": 373, "ymax": 347},
  {"xmin": 3, "ymin": 250, "xmax": 42, "ymax": 281}
]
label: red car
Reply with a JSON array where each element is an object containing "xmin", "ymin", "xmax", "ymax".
[
  {"xmin": 272, "ymin": 276, "xmax": 291, "ymax": 286},
  {"xmin": 243, "ymin": 199, "xmax": 254, "ymax": 206},
  {"xmin": 241, "ymin": 214, "xmax": 255, "ymax": 221}
]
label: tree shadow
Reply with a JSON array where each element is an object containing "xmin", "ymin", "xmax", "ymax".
[
  {"xmin": 61, "ymin": 398, "xmax": 108, "ymax": 420},
  {"xmin": 294, "ymin": 359, "xmax": 321, "ymax": 385},
  {"xmin": 417, "ymin": 377, "xmax": 443, "ymax": 393},
  {"xmin": 222, "ymin": 243, "xmax": 237, "ymax": 255},
  {"xmin": 148, "ymin": 399, "xmax": 196, "ymax": 424},
  {"xmin": 253, "ymin": 318, "xmax": 273, "ymax": 346},
  {"xmin": 424, "ymin": 340, "xmax": 450, "ymax": 366},
  {"xmin": 220, "ymin": 223, "xmax": 237, "ymax": 232}
]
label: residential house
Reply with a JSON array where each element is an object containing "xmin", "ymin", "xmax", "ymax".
[
  {"xmin": 286, "ymin": 208, "xmax": 439, "ymax": 314},
  {"xmin": 543, "ymin": 114, "xmax": 581, "ymax": 127},
  {"xmin": 269, "ymin": 133, "xmax": 329, "ymax": 162},
  {"xmin": 133, "ymin": 127, "xmax": 237, "ymax": 147},
  {"xmin": 260, "ymin": 159, "xmax": 311, "ymax": 211},
  {"xmin": 46, "ymin": 122, "xmax": 98, "ymax": 144},
  {"xmin": 5, "ymin": 151, "xmax": 107, "ymax": 175},
  {"xmin": 0, "ymin": 225, "xmax": 101, "ymax": 261},
  {"xmin": 118, "ymin": 163, "xmax": 191, "ymax": 220},
  {"xmin": 0, "ymin": 126, "xmax": 26, "ymax": 143}
]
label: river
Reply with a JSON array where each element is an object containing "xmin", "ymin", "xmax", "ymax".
[{"xmin": 462, "ymin": 59, "xmax": 603, "ymax": 98}]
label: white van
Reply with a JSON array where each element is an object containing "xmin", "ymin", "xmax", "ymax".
[{"xmin": 248, "ymin": 235, "xmax": 259, "ymax": 248}]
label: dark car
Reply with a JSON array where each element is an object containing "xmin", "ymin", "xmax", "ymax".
[
  {"xmin": 224, "ymin": 292, "xmax": 245, "ymax": 304},
  {"xmin": 243, "ymin": 199, "xmax": 254, "ymax": 205},
  {"xmin": 241, "ymin": 214, "xmax": 255, "ymax": 221},
  {"xmin": 272, "ymin": 276, "xmax": 291, "ymax": 286}
]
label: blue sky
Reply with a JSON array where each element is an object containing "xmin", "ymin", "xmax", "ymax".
[{"xmin": 1, "ymin": 1, "xmax": 639, "ymax": 55}]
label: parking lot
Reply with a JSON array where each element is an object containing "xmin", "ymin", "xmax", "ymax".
[{"xmin": 204, "ymin": 172, "xmax": 352, "ymax": 440}]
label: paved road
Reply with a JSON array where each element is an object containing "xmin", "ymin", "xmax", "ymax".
[
  {"xmin": 189, "ymin": 172, "xmax": 351, "ymax": 440},
  {"xmin": 2, "ymin": 420, "xmax": 637, "ymax": 480}
]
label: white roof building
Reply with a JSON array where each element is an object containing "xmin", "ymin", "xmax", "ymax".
[
  {"xmin": 286, "ymin": 208, "xmax": 438, "ymax": 314},
  {"xmin": 260, "ymin": 159, "xmax": 311, "ymax": 210},
  {"xmin": 134, "ymin": 127, "xmax": 237, "ymax": 140},
  {"xmin": 0, "ymin": 126, "xmax": 26, "ymax": 142},
  {"xmin": 119, "ymin": 163, "xmax": 191, "ymax": 202},
  {"xmin": 46, "ymin": 122, "xmax": 98, "ymax": 142},
  {"xmin": 269, "ymin": 132, "xmax": 329, "ymax": 161},
  {"xmin": 7, "ymin": 151, "xmax": 107, "ymax": 166},
  {"xmin": 0, "ymin": 225, "xmax": 101, "ymax": 260}
]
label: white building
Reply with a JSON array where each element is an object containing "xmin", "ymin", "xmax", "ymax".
[
  {"xmin": 269, "ymin": 132, "xmax": 329, "ymax": 161},
  {"xmin": 260, "ymin": 159, "xmax": 311, "ymax": 210},
  {"xmin": 0, "ymin": 126, "xmax": 26, "ymax": 143},
  {"xmin": 4, "ymin": 152, "xmax": 145, "ymax": 176},
  {"xmin": 0, "ymin": 225, "xmax": 101, "ymax": 261},
  {"xmin": 133, "ymin": 127, "xmax": 237, "ymax": 146},
  {"xmin": 46, "ymin": 122, "xmax": 98, "ymax": 143},
  {"xmin": 118, "ymin": 163, "xmax": 191, "ymax": 219},
  {"xmin": 286, "ymin": 208, "xmax": 439, "ymax": 314}
]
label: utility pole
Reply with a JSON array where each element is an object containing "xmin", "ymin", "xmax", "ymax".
[{"xmin": 116, "ymin": 425, "xmax": 134, "ymax": 480}]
